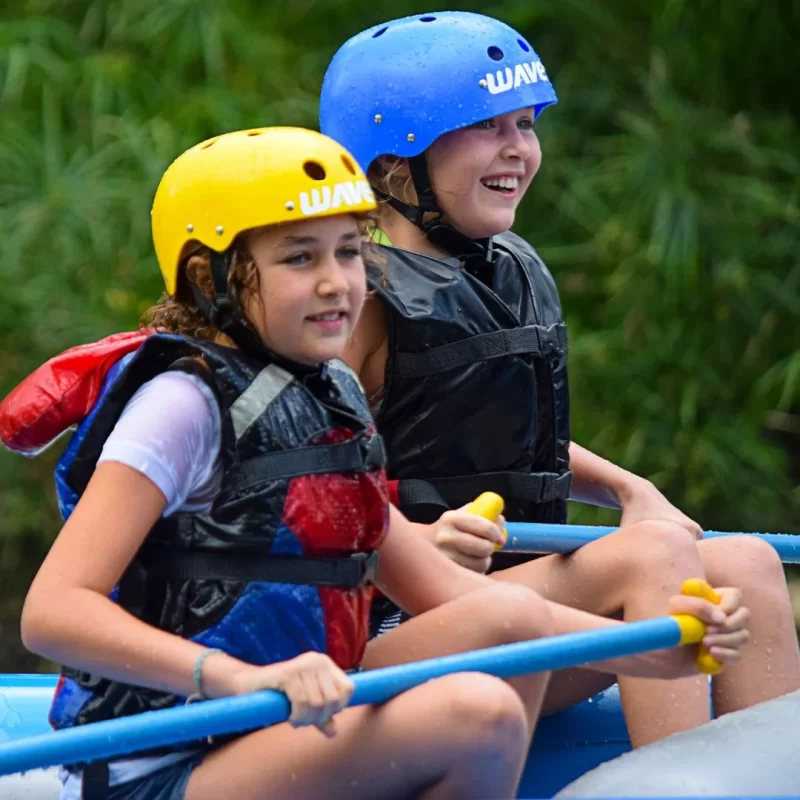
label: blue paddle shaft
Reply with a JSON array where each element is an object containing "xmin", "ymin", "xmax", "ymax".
[
  {"xmin": 504, "ymin": 523, "xmax": 800, "ymax": 563},
  {"xmin": 0, "ymin": 617, "xmax": 683, "ymax": 776}
]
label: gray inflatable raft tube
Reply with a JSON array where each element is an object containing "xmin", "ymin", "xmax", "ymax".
[{"xmin": 557, "ymin": 688, "xmax": 800, "ymax": 797}]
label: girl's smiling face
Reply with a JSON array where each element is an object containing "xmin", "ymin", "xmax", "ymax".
[
  {"xmin": 243, "ymin": 215, "xmax": 367, "ymax": 365},
  {"xmin": 426, "ymin": 108, "xmax": 541, "ymax": 238}
]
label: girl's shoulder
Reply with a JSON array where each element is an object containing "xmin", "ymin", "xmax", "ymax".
[
  {"xmin": 493, "ymin": 230, "xmax": 543, "ymax": 264},
  {"xmin": 493, "ymin": 231, "xmax": 558, "ymax": 287},
  {"xmin": 100, "ymin": 369, "xmax": 223, "ymax": 515}
]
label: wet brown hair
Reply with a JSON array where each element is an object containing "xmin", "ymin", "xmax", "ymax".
[{"xmin": 368, "ymin": 156, "xmax": 417, "ymax": 212}]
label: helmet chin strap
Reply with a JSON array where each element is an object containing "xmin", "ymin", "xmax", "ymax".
[
  {"xmin": 381, "ymin": 154, "xmax": 494, "ymax": 272},
  {"xmin": 185, "ymin": 250, "xmax": 268, "ymax": 360}
]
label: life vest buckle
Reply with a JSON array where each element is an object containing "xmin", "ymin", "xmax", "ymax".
[
  {"xmin": 360, "ymin": 433, "xmax": 387, "ymax": 470},
  {"xmin": 356, "ymin": 550, "xmax": 380, "ymax": 585},
  {"xmin": 539, "ymin": 471, "xmax": 572, "ymax": 503}
]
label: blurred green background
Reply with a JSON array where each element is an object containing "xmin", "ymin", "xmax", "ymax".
[{"xmin": 1, "ymin": 0, "xmax": 799, "ymax": 671}]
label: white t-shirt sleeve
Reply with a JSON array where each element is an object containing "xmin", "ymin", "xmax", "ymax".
[{"xmin": 97, "ymin": 370, "xmax": 222, "ymax": 515}]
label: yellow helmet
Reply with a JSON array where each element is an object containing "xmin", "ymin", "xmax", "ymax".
[{"xmin": 151, "ymin": 127, "xmax": 377, "ymax": 294}]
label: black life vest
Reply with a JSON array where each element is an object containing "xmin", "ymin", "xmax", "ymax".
[
  {"xmin": 50, "ymin": 333, "xmax": 388, "ymax": 732},
  {"xmin": 369, "ymin": 230, "xmax": 570, "ymax": 569}
]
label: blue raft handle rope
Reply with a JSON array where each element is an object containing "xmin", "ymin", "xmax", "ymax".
[
  {"xmin": 503, "ymin": 523, "xmax": 800, "ymax": 563},
  {"xmin": 0, "ymin": 616, "xmax": 692, "ymax": 776}
]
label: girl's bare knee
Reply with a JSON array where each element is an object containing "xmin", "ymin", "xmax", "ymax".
[
  {"xmin": 434, "ymin": 673, "xmax": 528, "ymax": 752},
  {"xmin": 703, "ymin": 535, "xmax": 787, "ymax": 592},
  {"xmin": 619, "ymin": 520, "xmax": 699, "ymax": 571},
  {"xmin": 476, "ymin": 583, "xmax": 554, "ymax": 642}
]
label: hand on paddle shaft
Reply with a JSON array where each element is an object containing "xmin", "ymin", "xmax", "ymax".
[
  {"xmin": 230, "ymin": 652, "xmax": 354, "ymax": 738},
  {"xmin": 427, "ymin": 499, "xmax": 507, "ymax": 573},
  {"xmin": 657, "ymin": 585, "xmax": 750, "ymax": 678}
]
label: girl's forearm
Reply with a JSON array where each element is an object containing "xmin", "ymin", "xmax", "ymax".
[
  {"xmin": 22, "ymin": 587, "xmax": 251, "ymax": 699},
  {"xmin": 569, "ymin": 442, "xmax": 646, "ymax": 509},
  {"xmin": 546, "ymin": 600, "xmax": 679, "ymax": 678}
]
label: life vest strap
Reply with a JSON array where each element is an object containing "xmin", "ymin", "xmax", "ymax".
[
  {"xmin": 136, "ymin": 548, "xmax": 379, "ymax": 590},
  {"xmin": 394, "ymin": 323, "xmax": 568, "ymax": 379}
]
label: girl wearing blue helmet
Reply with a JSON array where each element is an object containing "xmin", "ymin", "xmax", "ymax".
[{"xmin": 320, "ymin": 11, "xmax": 800, "ymax": 748}]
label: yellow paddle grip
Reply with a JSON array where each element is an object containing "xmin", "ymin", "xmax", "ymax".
[
  {"xmin": 672, "ymin": 578, "xmax": 723, "ymax": 675},
  {"xmin": 467, "ymin": 492, "xmax": 507, "ymax": 551}
]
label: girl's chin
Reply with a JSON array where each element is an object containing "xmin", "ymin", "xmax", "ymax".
[{"xmin": 450, "ymin": 213, "xmax": 516, "ymax": 240}]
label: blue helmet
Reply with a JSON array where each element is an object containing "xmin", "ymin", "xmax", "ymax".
[{"xmin": 319, "ymin": 11, "xmax": 557, "ymax": 174}]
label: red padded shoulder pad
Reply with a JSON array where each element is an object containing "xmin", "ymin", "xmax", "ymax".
[{"xmin": 0, "ymin": 329, "xmax": 154, "ymax": 455}]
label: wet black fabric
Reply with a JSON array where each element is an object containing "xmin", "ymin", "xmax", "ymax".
[{"xmin": 369, "ymin": 230, "xmax": 571, "ymax": 572}]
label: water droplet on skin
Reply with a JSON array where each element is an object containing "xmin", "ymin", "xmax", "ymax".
[{"xmin": 766, "ymin": 647, "xmax": 773, "ymax": 656}]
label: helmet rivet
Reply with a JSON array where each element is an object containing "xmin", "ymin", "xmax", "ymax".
[
  {"xmin": 215, "ymin": 225, "xmax": 224, "ymax": 235},
  {"xmin": 374, "ymin": 114, "xmax": 383, "ymax": 123},
  {"xmin": 407, "ymin": 133, "xmax": 415, "ymax": 142},
  {"xmin": 479, "ymin": 79, "xmax": 488, "ymax": 89},
  {"xmin": 186, "ymin": 223, "xmax": 194, "ymax": 233},
  {"xmin": 285, "ymin": 201, "xmax": 295, "ymax": 211}
]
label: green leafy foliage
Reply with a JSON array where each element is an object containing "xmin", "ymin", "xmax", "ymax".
[{"xmin": 1, "ymin": 0, "xmax": 798, "ymax": 669}]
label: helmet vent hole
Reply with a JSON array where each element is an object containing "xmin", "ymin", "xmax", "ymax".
[
  {"xmin": 518, "ymin": 39, "xmax": 531, "ymax": 53},
  {"xmin": 303, "ymin": 160, "xmax": 327, "ymax": 181},
  {"xmin": 341, "ymin": 154, "xmax": 357, "ymax": 175},
  {"xmin": 200, "ymin": 138, "xmax": 218, "ymax": 150},
  {"xmin": 488, "ymin": 46, "xmax": 504, "ymax": 61},
  {"xmin": 372, "ymin": 26, "xmax": 388, "ymax": 38},
  {"xmin": 246, "ymin": 130, "xmax": 263, "ymax": 136},
  {"xmin": 419, "ymin": 16, "xmax": 436, "ymax": 22}
]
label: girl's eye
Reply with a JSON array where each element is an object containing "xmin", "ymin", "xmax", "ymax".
[
  {"xmin": 470, "ymin": 118, "xmax": 494, "ymax": 130},
  {"xmin": 283, "ymin": 252, "xmax": 311, "ymax": 266},
  {"xmin": 337, "ymin": 247, "xmax": 362, "ymax": 261},
  {"xmin": 518, "ymin": 118, "xmax": 535, "ymax": 131}
]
